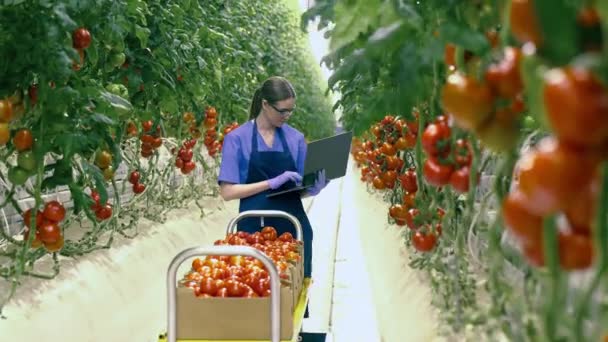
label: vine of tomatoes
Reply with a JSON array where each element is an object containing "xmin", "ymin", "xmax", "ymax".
[
  {"xmin": 307, "ymin": 0, "xmax": 608, "ymax": 340},
  {"xmin": 0, "ymin": 0, "xmax": 334, "ymax": 311}
]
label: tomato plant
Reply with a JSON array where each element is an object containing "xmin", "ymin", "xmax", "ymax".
[{"xmin": 308, "ymin": 0, "xmax": 608, "ymax": 339}]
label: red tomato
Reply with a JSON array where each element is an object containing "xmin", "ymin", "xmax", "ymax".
[
  {"xmin": 133, "ymin": 183, "xmax": 146, "ymax": 194},
  {"xmin": 405, "ymin": 208, "xmax": 420, "ymax": 230},
  {"xmin": 236, "ymin": 231, "xmax": 250, "ymax": 239},
  {"xmin": 181, "ymin": 161, "xmax": 196, "ymax": 174},
  {"xmin": 421, "ymin": 123, "xmax": 451, "ymax": 156},
  {"xmin": 517, "ymin": 137, "xmax": 599, "ymax": 216},
  {"xmin": 444, "ymin": 43, "xmax": 456, "ymax": 67},
  {"xmin": 558, "ymin": 233, "xmax": 593, "ymax": 270},
  {"xmin": 23, "ymin": 209, "xmax": 44, "ymax": 228},
  {"xmin": 502, "ymin": 190, "xmax": 543, "ymax": 245},
  {"xmin": 454, "ymin": 139, "xmax": 472, "ymax": 167},
  {"xmin": 43, "ymin": 200, "xmax": 66, "ymax": 222},
  {"xmin": 151, "ymin": 137, "xmax": 162, "ymax": 148},
  {"xmin": 402, "ymin": 191, "xmax": 416, "ymax": 208},
  {"xmin": 485, "ymin": 47, "xmax": 523, "ymax": 98},
  {"xmin": 204, "ymin": 117, "xmax": 218, "ymax": 129},
  {"xmin": 72, "ymin": 27, "xmax": 92, "ymax": 49},
  {"xmin": 412, "ymin": 231, "xmax": 438, "ymax": 252},
  {"xmin": 197, "ymin": 277, "xmax": 219, "ymax": 296},
  {"xmin": 95, "ymin": 204, "xmax": 113, "ymax": 221},
  {"xmin": 423, "ymin": 158, "xmax": 454, "ymax": 187},
  {"xmin": 13, "ymin": 129, "xmax": 34, "ymax": 151},
  {"xmin": 225, "ymin": 279, "xmax": 246, "ymax": 297},
  {"xmin": 404, "ymin": 132, "xmax": 417, "ymax": 148},
  {"xmin": 278, "ymin": 232, "xmax": 294, "ymax": 242},
  {"xmin": 380, "ymin": 142, "xmax": 397, "ymax": 156},
  {"xmin": 261, "ymin": 226, "xmax": 278, "ymax": 241},
  {"xmin": 564, "ymin": 169, "xmax": 599, "ymax": 229},
  {"xmin": 399, "ymin": 168, "xmax": 418, "ymax": 193},
  {"xmin": 441, "ymin": 73, "xmax": 494, "ymax": 131},
  {"xmin": 129, "ymin": 171, "xmax": 140, "ymax": 184},
  {"xmin": 37, "ymin": 221, "xmax": 61, "ymax": 244},
  {"xmin": 178, "ymin": 148, "xmax": 193, "ymax": 162},
  {"xmin": 384, "ymin": 155, "xmax": 401, "ymax": 171},
  {"xmin": 389, "ymin": 204, "xmax": 405, "ymax": 220},
  {"xmin": 0, "ymin": 99, "xmax": 13, "ymax": 123},
  {"xmin": 543, "ymin": 67, "xmax": 608, "ymax": 147},
  {"xmin": 175, "ymin": 158, "xmax": 184, "ymax": 169},
  {"xmin": 510, "ymin": 0, "xmax": 542, "ymax": 46},
  {"xmin": 205, "ymin": 107, "xmax": 218, "ymax": 118},
  {"xmin": 372, "ymin": 176, "xmax": 386, "ymax": 190},
  {"xmin": 44, "ymin": 235, "xmax": 64, "ymax": 252},
  {"xmin": 142, "ymin": 120, "xmax": 153, "ymax": 132},
  {"xmin": 449, "ymin": 166, "xmax": 471, "ymax": 193},
  {"xmin": 381, "ymin": 170, "xmax": 398, "ymax": 184}
]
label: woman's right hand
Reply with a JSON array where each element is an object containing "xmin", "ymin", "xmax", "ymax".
[{"xmin": 267, "ymin": 171, "xmax": 302, "ymax": 190}]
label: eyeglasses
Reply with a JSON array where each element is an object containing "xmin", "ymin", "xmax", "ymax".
[{"xmin": 268, "ymin": 102, "xmax": 296, "ymax": 116}]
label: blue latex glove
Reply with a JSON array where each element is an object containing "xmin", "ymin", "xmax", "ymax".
[
  {"xmin": 267, "ymin": 171, "xmax": 302, "ymax": 190},
  {"xmin": 307, "ymin": 169, "xmax": 329, "ymax": 196}
]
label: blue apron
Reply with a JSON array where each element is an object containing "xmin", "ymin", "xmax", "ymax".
[{"xmin": 238, "ymin": 121, "xmax": 314, "ymax": 278}]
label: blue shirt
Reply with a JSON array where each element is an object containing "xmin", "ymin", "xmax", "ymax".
[{"xmin": 218, "ymin": 120, "xmax": 307, "ymax": 184}]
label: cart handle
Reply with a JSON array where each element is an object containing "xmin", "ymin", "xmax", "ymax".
[
  {"xmin": 226, "ymin": 210, "xmax": 303, "ymax": 242},
  {"xmin": 166, "ymin": 246, "xmax": 281, "ymax": 342}
]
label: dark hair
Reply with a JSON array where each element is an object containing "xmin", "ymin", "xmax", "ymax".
[{"xmin": 249, "ymin": 76, "xmax": 296, "ymax": 119}]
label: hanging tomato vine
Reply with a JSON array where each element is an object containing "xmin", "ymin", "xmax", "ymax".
[
  {"xmin": 0, "ymin": 0, "xmax": 334, "ymax": 312},
  {"xmin": 305, "ymin": 0, "xmax": 608, "ymax": 340}
]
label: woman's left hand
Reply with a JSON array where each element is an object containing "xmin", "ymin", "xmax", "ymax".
[{"xmin": 307, "ymin": 169, "xmax": 330, "ymax": 196}]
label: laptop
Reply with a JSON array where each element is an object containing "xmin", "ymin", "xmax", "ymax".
[{"xmin": 266, "ymin": 130, "xmax": 353, "ymax": 198}]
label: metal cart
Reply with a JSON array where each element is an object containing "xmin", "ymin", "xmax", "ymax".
[{"xmin": 159, "ymin": 210, "xmax": 312, "ymax": 342}]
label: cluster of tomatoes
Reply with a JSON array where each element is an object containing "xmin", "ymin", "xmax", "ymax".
[
  {"xmin": 201, "ymin": 107, "xmax": 223, "ymax": 158},
  {"xmin": 22, "ymin": 200, "xmax": 66, "ymax": 252},
  {"xmin": 500, "ymin": 3, "xmax": 606, "ymax": 271},
  {"xmin": 351, "ymin": 114, "xmax": 417, "ymax": 190},
  {"xmin": 71, "ymin": 27, "xmax": 91, "ymax": 71},
  {"xmin": 389, "ymin": 167, "xmax": 445, "ymax": 253},
  {"xmin": 8, "ymin": 129, "xmax": 36, "ymax": 186},
  {"xmin": 175, "ymin": 139, "xmax": 197, "ymax": 175},
  {"xmin": 90, "ymin": 189, "xmax": 113, "ymax": 221},
  {"xmin": 442, "ymin": 44, "xmax": 525, "ymax": 153},
  {"xmin": 94, "ymin": 149, "xmax": 115, "ymax": 181},
  {"xmin": 139, "ymin": 120, "xmax": 163, "ymax": 158},
  {"xmin": 421, "ymin": 115, "xmax": 478, "ymax": 194},
  {"xmin": 128, "ymin": 170, "xmax": 146, "ymax": 194},
  {"xmin": 181, "ymin": 226, "xmax": 301, "ymax": 298}
]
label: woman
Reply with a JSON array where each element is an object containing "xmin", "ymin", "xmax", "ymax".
[{"xmin": 217, "ymin": 76, "xmax": 329, "ymax": 280}]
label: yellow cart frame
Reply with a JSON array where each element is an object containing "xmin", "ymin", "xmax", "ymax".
[{"xmin": 159, "ymin": 210, "xmax": 311, "ymax": 342}]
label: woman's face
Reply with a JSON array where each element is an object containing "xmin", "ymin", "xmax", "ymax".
[{"xmin": 263, "ymin": 98, "xmax": 295, "ymax": 127}]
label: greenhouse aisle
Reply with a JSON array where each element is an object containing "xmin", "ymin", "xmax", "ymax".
[
  {"xmin": 301, "ymin": 157, "xmax": 443, "ymax": 342},
  {"xmin": 302, "ymin": 165, "xmax": 382, "ymax": 341}
]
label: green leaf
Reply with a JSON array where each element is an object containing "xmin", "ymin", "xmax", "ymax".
[
  {"xmin": 55, "ymin": 132, "xmax": 88, "ymax": 159},
  {"xmin": 83, "ymin": 162, "xmax": 108, "ymax": 204},
  {"xmin": 99, "ymin": 90, "xmax": 133, "ymax": 113},
  {"xmin": 53, "ymin": 4, "xmax": 77, "ymax": 28},
  {"xmin": 134, "ymin": 24, "xmax": 150, "ymax": 48},
  {"xmin": 91, "ymin": 113, "xmax": 115, "ymax": 125},
  {"xmin": 330, "ymin": 0, "xmax": 399, "ymax": 52},
  {"xmin": 68, "ymin": 182, "xmax": 91, "ymax": 215},
  {"xmin": 533, "ymin": 0, "xmax": 579, "ymax": 65},
  {"xmin": 41, "ymin": 158, "xmax": 73, "ymax": 190},
  {"xmin": 438, "ymin": 22, "xmax": 490, "ymax": 55}
]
